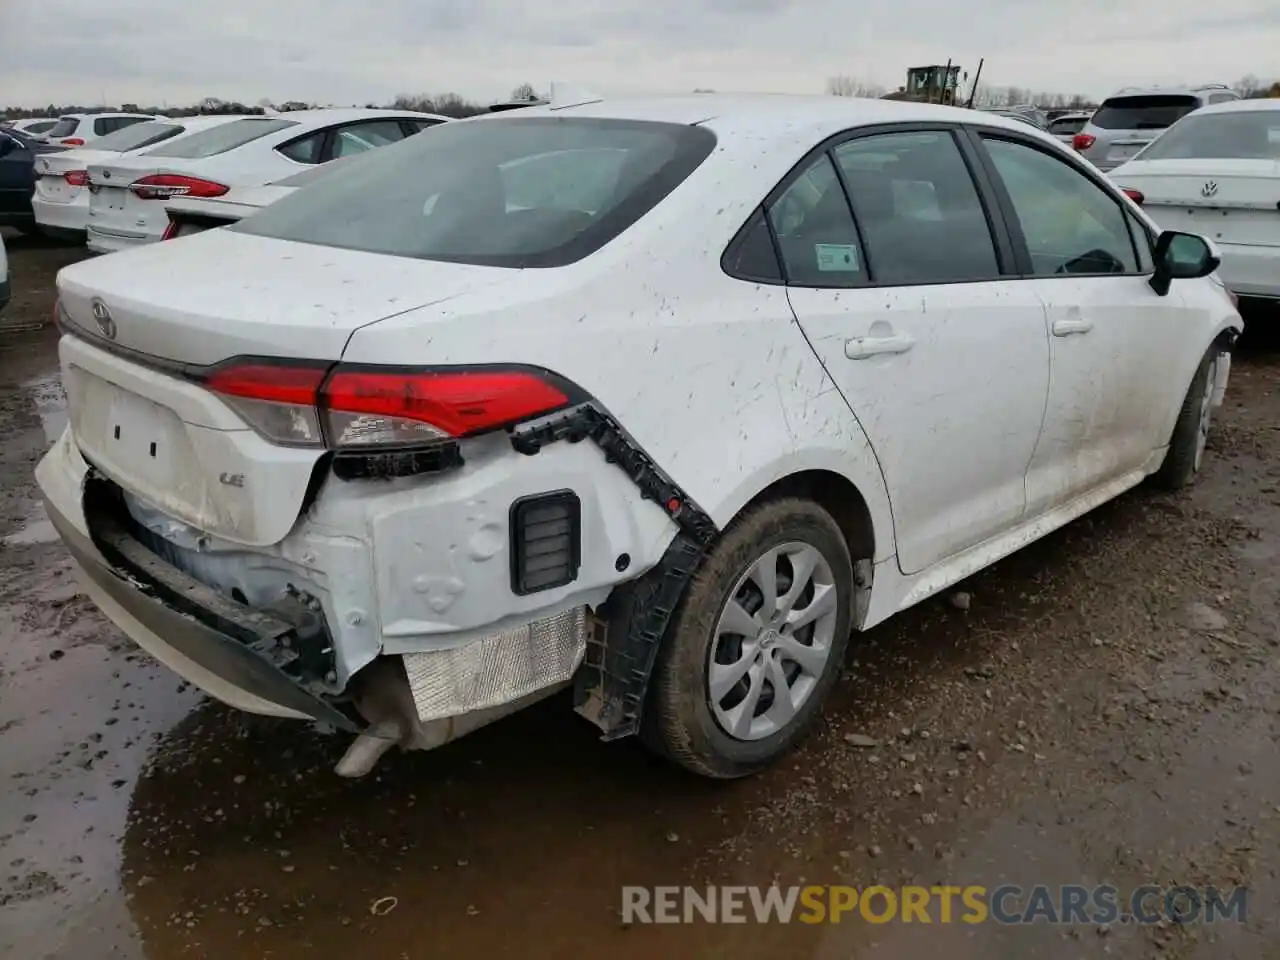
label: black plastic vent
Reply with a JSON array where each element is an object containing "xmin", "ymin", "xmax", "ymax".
[{"xmin": 510, "ymin": 491, "xmax": 581, "ymax": 595}]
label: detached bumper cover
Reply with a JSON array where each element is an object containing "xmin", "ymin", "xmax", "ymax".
[{"xmin": 43, "ymin": 488, "xmax": 360, "ymax": 732}]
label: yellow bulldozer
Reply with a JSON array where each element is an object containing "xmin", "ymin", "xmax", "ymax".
[{"xmin": 882, "ymin": 63, "xmax": 964, "ymax": 106}]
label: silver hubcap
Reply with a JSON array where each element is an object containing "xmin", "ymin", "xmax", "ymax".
[
  {"xmin": 707, "ymin": 541, "xmax": 839, "ymax": 741},
  {"xmin": 1194, "ymin": 356, "xmax": 1218, "ymax": 472}
]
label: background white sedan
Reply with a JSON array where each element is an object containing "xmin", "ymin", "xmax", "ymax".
[
  {"xmin": 1112, "ymin": 98, "xmax": 1280, "ymax": 303},
  {"xmin": 38, "ymin": 112, "xmax": 159, "ymax": 147},
  {"xmin": 3, "ymin": 117, "xmax": 58, "ymax": 137},
  {"xmin": 32, "ymin": 116, "xmax": 247, "ymax": 240},
  {"xmin": 84, "ymin": 108, "xmax": 448, "ymax": 254}
]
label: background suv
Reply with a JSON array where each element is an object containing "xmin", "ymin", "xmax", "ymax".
[{"xmin": 1073, "ymin": 83, "xmax": 1239, "ymax": 170}]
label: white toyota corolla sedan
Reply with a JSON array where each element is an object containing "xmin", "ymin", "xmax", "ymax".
[{"xmin": 37, "ymin": 94, "xmax": 1241, "ymax": 780}]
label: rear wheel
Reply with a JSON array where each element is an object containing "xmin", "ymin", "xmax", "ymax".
[
  {"xmin": 1152, "ymin": 346, "xmax": 1221, "ymax": 490},
  {"xmin": 644, "ymin": 498, "xmax": 854, "ymax": 778}
]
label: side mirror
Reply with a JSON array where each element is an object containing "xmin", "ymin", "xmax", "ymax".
[{"xmin": 1149, "ymin": 230, "xmax": 1221, "ymax": 296}]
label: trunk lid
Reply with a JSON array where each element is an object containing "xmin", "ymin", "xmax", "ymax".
[
  {"xmin": 57, "ymin": 231, "xmax": 519, "ymax": 545},
  {"xmin": 1114, "ymin": 158, "xmax": 1280, "ymax": 247},
  {"xmin": 56, "ymin": 227, "xmax": 514, "ymax": 364},
  {"xmin": 35, "ymin": 148, "xmax": 115, "ymax": 204},
  {"xmin": 85, "ymin": 155, "xmax": 190, "ymax": 243}
]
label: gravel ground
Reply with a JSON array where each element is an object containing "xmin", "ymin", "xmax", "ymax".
[{"xmin": 0, "ymin": 229, "xmax": 1278, "ymax": 959}]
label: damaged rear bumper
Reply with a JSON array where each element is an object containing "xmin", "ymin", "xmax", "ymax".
[
  {"xmin": 35, "ymin": 426, "xmax": 600, "ymax": 764},
  {"xmin": 41, "ymin": 477, "xmax": 362, "ymax": 733}
]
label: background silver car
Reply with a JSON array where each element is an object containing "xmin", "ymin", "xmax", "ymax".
[{"xmin": 1073, "ymin": 83, "xmax": 1240, "ymax": 170}]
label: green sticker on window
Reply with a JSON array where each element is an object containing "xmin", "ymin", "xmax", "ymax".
[{"xmin": 815, "ymin": 243, "xmax": 860, "ymax": 272}]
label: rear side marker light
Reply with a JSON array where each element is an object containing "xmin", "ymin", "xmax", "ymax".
[
  {"xmin": 1121, "ymin": 188, "xmax": 1144, "ymax": 205},
  {"xmin": 200, "ymin": 362, "xmax": 574, "ymax": 451},
  {"xmin": 61, "ymin": 138, "xmax": 85, "ymax": 146},
  {"xmin": 130, "ymin": 174, "xmax": 229, "ymax": 200}
]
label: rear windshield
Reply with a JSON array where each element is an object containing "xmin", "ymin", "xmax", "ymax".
[
  {"xmin": 1091, "ymin": 95, "xmax": 1199, "ymax": 130},
  {"xmin": 1049, "ymin": 116, "xmax": 1089, "ymax": 135},
  {"xmin": 1139, "ymin": 110, "xmax": 1280, "ymax": 161},
  {"xmin": 23, "ymin": 120, "xmax": 56, "ymax": 134},
  {"xmin": 143, "ymin": 118, "xmax": 296, "ymax": 159},
  {"xmin": 92, "ymin": 120, "xmax": 184, "ymax": 153},
  {"xmin": 46, "ymin": 118, "xmax": 80, "ymax": 139},
  {"xmin": 233, "ymin": 117, "xmax": 718, "ymax": 268}
]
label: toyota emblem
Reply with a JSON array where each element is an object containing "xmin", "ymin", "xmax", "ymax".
[
  {"xmin": 1200, "ymin": 181, "xmax": 1219, "ymax": 198},
  {"xmin": 90, "ymin": 299, "xmax": 117, "ymax": 340}
]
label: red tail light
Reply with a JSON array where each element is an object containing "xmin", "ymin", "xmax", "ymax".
[
  {"xmin": 1071, "ymin": 133, "xmax": 1095, "ymax": 152},
  {"xmin": 201, "ymin": 363, "xmax": 572, "ymax": 449},
  {"xmin": 129, "ymin": 174, "xmax": 229, "ymax": 201},
  {"xmin": 63, "ymin": 170, "xmax": 88, "ymax": 187},
  {"xmin": 60, "ymin": 137, "xmax": 85, "ymax": 146},
  {"xmin": 1121, "ymin": 188, "xmax": 1145, "ymax": 205},
  {"xmin": 322, "ymin": 368, "xmax": 571, "ymax": 448}
]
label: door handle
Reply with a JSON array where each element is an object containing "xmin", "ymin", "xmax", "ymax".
[
  {"xmin": 1051, "ymin": 318, "xmax": 1094, "ymax": 337},
  {"xmin": 845, "ymin": 334, "xmax": 916, "ymax": 359}
]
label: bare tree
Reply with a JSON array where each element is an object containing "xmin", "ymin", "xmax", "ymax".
[
  {"xmin": 509, "ymin": 82, "xmax": 538, "ymax": 101},
  {"xmin": 826, "ymin": 75, "xmax": 885, "ymax": 98},
  {"xmin": 1234, "ymin": 74, "xmax": 1262, "ymax": 97}
]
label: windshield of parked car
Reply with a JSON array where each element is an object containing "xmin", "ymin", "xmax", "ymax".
[
  {"xmin": 21, "ymin": 120, "xmax": 57, "ymax": 134},
  {"xmin": 233, "ymin": 117, "xmax": 718, "ymax": 268},
  {"xmin": 1091, "ymin": 95, "xmax": 1200, "ymax": 130},
  {"xmin": 45, "ymin": 117, "xmax": 81, "ymax": 139},
  {"xmin": 142, "ymin": 118, "xmax": 297, "ymax": 159},
  {"xmin": 1138, "ymin": 110, "xmax": 1280, "ymax": 160},
  {"xmin": 92, "ymin": 120, "xmax": 184, "ymax": 153}
]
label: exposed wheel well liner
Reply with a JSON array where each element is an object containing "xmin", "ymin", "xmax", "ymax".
[{"xmin": 735, "ymin": 469, "xmax": 876, "ymax": 565}]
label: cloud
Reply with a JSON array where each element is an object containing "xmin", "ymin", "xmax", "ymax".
[{"xmin": 1, "ymin": 0, "xmax": 1276, "ymax": 108}]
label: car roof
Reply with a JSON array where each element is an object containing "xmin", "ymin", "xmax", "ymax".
[
  {"xmin": 263, "ymin": 107, "xmax": 450, "ymax": 124},
  {"xmin": 1186, "ymin": 97, "xmax": 1280, "ymax": 116},
  {"xmin": 1102, "ymin": 83, "xmax": 1234, "ymax": 100},
  {"xmin": 480, "ymin": 93, "xmax": 1045, "ymax": 141}
]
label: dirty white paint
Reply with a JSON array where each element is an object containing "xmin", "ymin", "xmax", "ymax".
[{"xmin": 35, "ymin": 94, "xmax": 1247, "ymax": 737}]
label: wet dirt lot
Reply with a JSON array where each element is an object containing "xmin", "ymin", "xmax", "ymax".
[{"xmin": 1, "ymin": 229, "xmax": 1278, "ymax": 959}]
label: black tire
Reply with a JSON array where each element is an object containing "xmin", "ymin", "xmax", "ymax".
[
  {"xmin": 643, "ymin": 497, "xmax": 854, "ymax": 778},
  {"xmin": 1152, "ymin": 346, "xmax": 1220, "ymax": 491}
]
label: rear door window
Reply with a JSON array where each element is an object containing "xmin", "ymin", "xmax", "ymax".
[
  {"xmin": 326, "ymin": 120, "xmax": 409, "ymax": 160},
  {"xmin": 767, "ymin": 154, "xmax": 867, "ymax": 287},
  {"xmin": 277, "ymin": 131, "xmax": 324, "ymax": 164},
  {"xmin": 1090, "ymin": 95, "xmax": 1200, "ymax": 130},
  {"xmin": 144, "ymin": 118, "xmax": 297, "ymax": 159},
  {"xmin": 834, "ymin": 130, "xmax": 1001, "ymax": 285}
]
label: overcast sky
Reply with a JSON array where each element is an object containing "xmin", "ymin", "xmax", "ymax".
[{"xmin": 2, "ymin": 0, "xmax": 1277, "ymax": 108}]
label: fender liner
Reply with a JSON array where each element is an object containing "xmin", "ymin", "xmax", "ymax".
[{"xmin": 510, "ymin": 402, "xmax": 719, "ymax": 739}]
